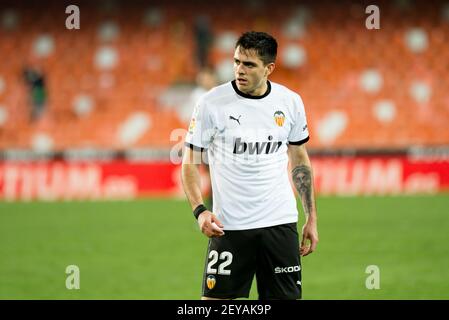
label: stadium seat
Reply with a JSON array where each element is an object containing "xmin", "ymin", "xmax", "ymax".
[{"xmin": 0, "ymin": 0, "xmax": 448, "ymax": 150}]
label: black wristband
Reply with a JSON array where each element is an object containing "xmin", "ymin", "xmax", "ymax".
[{"xmin": 193, "ymin": 204, "xmax": 207, "ymax": 220}]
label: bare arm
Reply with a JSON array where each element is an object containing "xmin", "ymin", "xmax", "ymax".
[
  {"xmin": 288, "ymin": 143, "xmax": 319, "ymax": 256},
  {"xmin": 181, "ymin": 147, "xmax": 224, "ymax": 237},
  {"xmin": 181, "ymin": 146, "xmax": 205, "ymax": 210}
]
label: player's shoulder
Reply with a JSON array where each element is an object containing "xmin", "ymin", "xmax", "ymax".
[
  {"xmin": 197, "ymin": 81, "xmax": 235, "ymax": 107},
  {"xmin": 270, "ymin": 81, "xmax": 304, "ymax": 103},
  {"xmin": 205, "ymin": 81, "xmax": 234, "ymax": 100},
  {"xmin": 270, "ymin": 81, "xmax": 304, "ymax": 110}
]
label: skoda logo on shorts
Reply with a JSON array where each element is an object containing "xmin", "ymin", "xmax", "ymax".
[
  {"xmin": 274, "ymin": 265, "xmax": 301, "ymax": 274},
  {"xmin": 206, "ymin": 275, "xmax": 216, "ymax": 290}
]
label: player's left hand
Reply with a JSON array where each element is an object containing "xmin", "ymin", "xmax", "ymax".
[
  {"xmin": 197, "ymin": 210, "xmax": 225, "ymax": 238},
  {"xmin": 300, "ymin": 219, "xmax": 318, "ymax": 257}
]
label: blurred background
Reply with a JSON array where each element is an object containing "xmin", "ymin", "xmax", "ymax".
[{"xmin": 0, "ymin": 0, "xmax": 448, "ymax": 299}]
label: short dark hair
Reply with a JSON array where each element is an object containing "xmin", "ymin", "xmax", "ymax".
[{"xmin": 235, "ymin": 31, "xmax": 277, "ymax": 65}]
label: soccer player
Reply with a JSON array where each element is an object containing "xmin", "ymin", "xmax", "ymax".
[{"xmin": 181, "ymin": 31, "xmax": 318, "ymax": 300}]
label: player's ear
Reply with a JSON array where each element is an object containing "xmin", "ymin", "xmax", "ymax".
[{"xmin": 265, "ymin": 62, "xmax": 275, "ymax": 77}]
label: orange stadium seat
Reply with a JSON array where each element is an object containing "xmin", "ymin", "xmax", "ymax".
[{"xmin": 0, "ymin": 0, "xmax": 448, "ymax": 151}]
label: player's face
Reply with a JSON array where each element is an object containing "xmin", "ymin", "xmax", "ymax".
[{"xmin": 233, "ymin": 46, "xmax": 275, "ymax": 96}]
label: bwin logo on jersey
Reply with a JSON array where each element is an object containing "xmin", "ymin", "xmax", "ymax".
[{"xmin": 233, "ymin": 136, "xmax": 282, "ymax": 155}]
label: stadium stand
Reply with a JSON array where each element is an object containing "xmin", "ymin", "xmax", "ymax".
[{"xmin": 0, "ymin": 0, "xmax": 448, "ymax": 151}]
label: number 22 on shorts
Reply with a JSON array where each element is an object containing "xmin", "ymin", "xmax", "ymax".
[{"xmin": 206, "ymin": 250, "xmax": 233, "ymax": 275}]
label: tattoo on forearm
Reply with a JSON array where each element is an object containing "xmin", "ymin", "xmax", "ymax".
[{"xmin": 292, "ymin": 165, "xmax": 314, "ymax": 216}]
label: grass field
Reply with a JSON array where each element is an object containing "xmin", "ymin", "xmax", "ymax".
[{"xmin": 1, "ymin": 195, "xmax": 449, "ymax": 299}]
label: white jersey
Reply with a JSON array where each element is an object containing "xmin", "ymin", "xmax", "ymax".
[{"xmin": 185, "ymin": 80, "xmax": 309, "ymax": 230}]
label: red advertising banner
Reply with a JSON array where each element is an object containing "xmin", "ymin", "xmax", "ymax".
[
  {"xmin": 0, "ymin": 156, "xmax": 448, "ymax": 200},
  {"xmin": 0, "ymin": 161, "xmax": 182, "ymax": 201},
  {"xmin": 311, "ymin": 156, "xmax": 449, "ymax": 195}
]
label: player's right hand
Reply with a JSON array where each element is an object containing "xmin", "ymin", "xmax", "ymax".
[{"xmin": 197, "ymin": 211, "xmax": 225, "ymax": 238}]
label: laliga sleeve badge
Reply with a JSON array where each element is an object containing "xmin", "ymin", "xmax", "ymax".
[
  {"xmin": 206, "ymin": 275, "xmax": 216, "ymax": 290},
  {"xmin": 188, "ymin": 117, "xmax": 196, "ymax": 134}
]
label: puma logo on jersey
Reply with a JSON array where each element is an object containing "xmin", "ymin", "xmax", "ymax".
[
  {"xmin": 233, "ymin": 136, "xmax": 282, "ymax": 155},
  {"xmin": 229, "ymin": 115, "xmax": 241, "ymax": 125}
]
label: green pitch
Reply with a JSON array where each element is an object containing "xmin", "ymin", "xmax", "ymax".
[{"xmin": 1, "ymin": 195, "xmax": 449, "ymax": 299}]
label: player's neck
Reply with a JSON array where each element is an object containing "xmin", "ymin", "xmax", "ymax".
[
  {"xmin": 248, "ymin": 81, "xmax": 268, "ymax": 96},
  {"xmin": 232, "ymin": 80, "xmax": 271, "ymax": 100}
]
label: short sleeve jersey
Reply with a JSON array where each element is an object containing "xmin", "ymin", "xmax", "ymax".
[{"xmin": 185, "ymin": 80, "xmax": 309, "ymax": 230}]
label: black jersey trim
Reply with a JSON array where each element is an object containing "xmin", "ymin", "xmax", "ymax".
[
  {"xmin": 184, "ymin": 142, "xmax": 206, "ymax": 152},
  {"xmin": 231, "ymin": 80, "xmax": 271, "ymax": 99},
  {"xmin": 288, "ymin": 136, "xmax": 310, "ymax": 146}
]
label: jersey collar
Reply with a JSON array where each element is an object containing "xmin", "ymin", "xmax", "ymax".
[{"xmin": 231, "ymin": 80, "xmax": 271, "ymax": 99}]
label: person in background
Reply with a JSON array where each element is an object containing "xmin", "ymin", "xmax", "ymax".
[
  {"xmin": 183, "ymin": 67, "xmax": 217, "ymax": 209},
  {"xmin": 194, "ymin": 15, "xmax": 213, "ymax": 69},
  {"xmin": 22, "ymin": 66, "xmax": 47, "ymax": 122}
]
